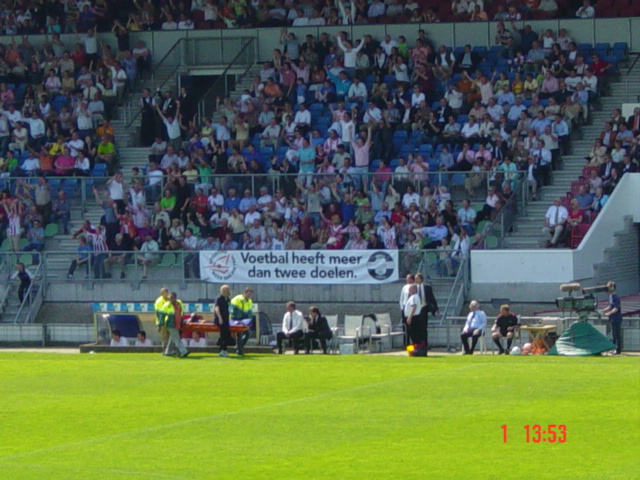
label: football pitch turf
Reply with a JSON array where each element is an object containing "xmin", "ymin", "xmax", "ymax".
[{"xmin": 0, "ymin": 352, "xmax": 638, "ymax": 480}]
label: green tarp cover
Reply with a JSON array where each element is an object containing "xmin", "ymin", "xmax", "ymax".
[{"xmin": 548, "ymin": 321, "xmax": 616, "ymax": 356}]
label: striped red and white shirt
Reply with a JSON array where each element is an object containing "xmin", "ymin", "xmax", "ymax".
[
  {"xmin": 8, "ymin": 213, "xmax": 20, "ymax": 236},
  {"xmin": 87, "ymin": 232, "xmax": 108, "ymax": 252}
]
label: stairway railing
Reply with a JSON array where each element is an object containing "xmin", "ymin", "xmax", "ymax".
[
  {"xmin": 12, "ymin": 262, "xmax": 44, "ymax": 324},
  {"xmin": 122, "ymin": 37, "xmax": 257, "ymax": 137},
  {"xmin": 196, "ymin": 37, "xmax": 257, "ymax": 124},
  {"xmin": 624, "ymin": 53, "xmax": 640, "ymax": 102}
]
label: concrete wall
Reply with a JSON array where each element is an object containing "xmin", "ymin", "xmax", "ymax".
[
  {"xmin": 471, "ymin": 174, "xmax": 640, "ymax": 301},
  {"xmin": 18, "ymin": 18, "xmax": 637, "ymax": 68}
]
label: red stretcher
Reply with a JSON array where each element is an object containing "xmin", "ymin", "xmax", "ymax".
[{"xmin": 180, "ymin": 314, "xmax": 250, "ymax": 334}]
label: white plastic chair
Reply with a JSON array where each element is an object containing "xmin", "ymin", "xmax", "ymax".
[{"xmin": 338, "ymin": 315, "xmax": 362, "ymax": 353}]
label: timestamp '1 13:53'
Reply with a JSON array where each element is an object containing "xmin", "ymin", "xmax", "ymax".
[{"xmin": 501, "ymin": 425, "xmax": 567, "ymax": 443}]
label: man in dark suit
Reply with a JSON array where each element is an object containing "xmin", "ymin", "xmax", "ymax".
[
  {"xmin": 598, "ymin": 155, "xmax": 615, "ymax": 181},
  {"xmin": 455, "ymin": 45, "xmax": 480, "ymax": 73},
  {"xmin": 617, "ymin": 155, "xmax": 638, "ymax": 177},
  {"xmin": 304, "ymin": 306, "xmax": 333, "ymax": 354},
  {"xmin": 157, "ymin": 89, "xmax": 177, "ymax": 118},
  {"xmin": 626, "ymin": 107, "xmax": 640, "ymax": 133},
  {"xmin": 435, "ymin": 98, "xmax": 453, "ymax": 127},
  {"xmin": 415, "ymin": 273, "xmax": 439, "ymax": 347}
]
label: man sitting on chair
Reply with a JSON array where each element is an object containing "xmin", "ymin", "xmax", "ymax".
[
  {"xmin": 304, "ymin": 306, "xmax": 333, "ymax": 354},
  {"xmin": 460, "ymin": 300, "xmax": 487, "ymax": 355},
  {"xmin": 276, "ymin": 301, "xmax": 304, "ymax": 354},
  {"xmin": 491, "ymin": 304, "xmax": 519, "ymax": 354}
]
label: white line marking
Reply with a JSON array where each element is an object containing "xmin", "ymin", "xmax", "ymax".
[{"xmin": 0, "ymin": 363, "xmax": 484, "ymax": 463}]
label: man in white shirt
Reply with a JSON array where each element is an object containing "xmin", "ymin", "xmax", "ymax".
[
  {"xmin": 347, "ymin": 77, "xmax": 367, "ymax": 104},
  {"xmin": 399, "ymin": 274, "xmax": 415, "ymax": 345},
  {"xmin": 363, "ymin": 102, "xmax": 382, "ymax": 124},
  {"xmin": 4, "ymin": 105, "xmax": 22, "ymax": 128},
  {"xmin": 135, "ymin": 331, "xmax": 153, "ymax": 346},
  {"xmin": 293, "ymin": 103, "xmax": 311, "ymax": 131},
  {"xmin": 19, "ymin": 154, "xmax": 40, "ymax": 176},
  {"xmin": 460, "ymin": 300, "xmax": 487, "ymax": 354},
  {"xmin": 542, "ymin": 197, "xmax": 569, "ymax": 247},
  {"xmin": 26, "ymin": 111, "xmax": 46, "ymax": 149},
  {"xmin": 575, "ymin": 0, "xmax": 594, "ymax": 18},
  {"xmin": 404, "ymin": 284, "xmax": 423, "ymax": 345},
  {"xmin": 457, "ymin": 199, "xmax": 476, "ymax": 236},
  {"xmin": 81, "ymin": 28, "xmax": 99, "ymax": 64},
  {"xmin": 411, "ymin": 86, "xmax": 426, "ymax": 108},
  {"xmin": 67, "ymin": 131, "xmax": 85, "ymax": 158},
  {"xmin": 145, "ymin": 162, "xmax": 163, "ymax": 201},
  {"xmin": 207, "ymin": 187, "xmax": 224, "ymax": 210},
  {"xmin": 156, "ymin": 104, "xmax": 182, "ymax": 152},
  {"xmin": 110, "ymin": 329, "xmax": 129, "ymax": 347},
  {"xmin": 380, "ymin": 35, "xmax": 398, "ymax": 56},
  {"xmin": 460, "ymin": 116, "xmax": 480, "ymax": 140},
  {"xmin": 276, "ymin": 301, "xmax": 304, "ymax": 354}
]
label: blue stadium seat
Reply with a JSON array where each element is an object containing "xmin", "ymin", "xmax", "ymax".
[
  {"xmin": 399, "ymin": 144, "xmax": 415, "ymax": 155},
  {"xmin": 428, "ymin": 158, "xmax": 440, "ymax": 171},
  {"xmin": 472, "ymin": 46, "xmax": 487, "ymax": 58},
  {"xmin": 91, "ymin": 163, "xmax": 107, "ymax": 177},
  {"xmin": 418, "ymin": 144, "xmax": 433, "ymax": 155},
  {"xmin": 578, "ymin": 43, "xmax": 593, "ymax": 55}
]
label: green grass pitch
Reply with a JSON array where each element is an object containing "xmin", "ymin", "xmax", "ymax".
[{"xmin": 0, "ymin": 352, "xmax": 638, "ymax": 480}]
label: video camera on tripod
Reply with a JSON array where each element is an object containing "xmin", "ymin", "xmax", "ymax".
[{"xmin": 555, "ymin": 283, "xmax": 598, "ymax": 318}]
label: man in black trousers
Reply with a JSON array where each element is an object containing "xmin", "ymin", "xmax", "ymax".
[
  {"xmin": 304, "ymin": 306, "xmax": 333, "ymax": 354},
  {"xmin": 214, "ymin": 284, "xmax": 233, "ymax": 358},
  {"xmin": 415, "ymin": 273, "xmax": 439, "ymax": 347}
]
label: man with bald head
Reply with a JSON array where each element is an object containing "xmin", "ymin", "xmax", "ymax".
[
  {"xmin": 460, "ymin": 300, "xmax": 487, "ymax": 355},
  {"xmin": 542, "ymin": 197, "xmax": 568, "ymax": 248}
]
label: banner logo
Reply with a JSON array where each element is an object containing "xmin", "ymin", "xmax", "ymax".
[
  {"xmin": 367, "ymin": 252, "xmax": 395, "ymax": 281},
  {"xmin": 204, "ymin": 252, "xmax": 237, "ymax": 281}
]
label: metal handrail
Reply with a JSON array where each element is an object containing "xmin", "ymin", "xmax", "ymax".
[
  {"xmin": 12, "ymin": 262, "xmax": 43, "ymax": 324},
  {"xmin": 438, "ymin": 255, "xmax": 468, "ymax": 326},
  {"xmin": 196, "ymin": 37, "xmax": 257, "ymax": 123},
  {"xmin": 478, "ymin": 178, "xmax": 525, "ymax": 247},
  {"xmin": 123, "ymin": 38, "xmax": 187, "ymax": 131},
  {"xmin": 624, "ymin": 53, "xmax": 640, "ymax": 102}
]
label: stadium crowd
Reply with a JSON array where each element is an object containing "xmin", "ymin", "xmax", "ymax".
[
  {"xmin": 109, "ymin": 24, "xmax": 633, "ymax": 276},
  {"xmin": 0, "ymin": 10, "xmax": 636, "ymax": 280},
  {"xmin": 0, "ymin": 0, "xmax": 627, "ymax": 35}
]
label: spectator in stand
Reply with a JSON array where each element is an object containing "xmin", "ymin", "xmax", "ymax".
[
  {"xmin": 103, "ymin": 233, "xmax": 130, "ymax": 279},
  {"xmin": 575, "ymin": 0, "xmax": 595, "ymax": 18},
  {"xmin": 543, "ymin": 197, "xmax": 569, "ymax": 248},
  {"xmin": 67, "ymin": 236, "xmax": 91, "ymax": 279},
  {"xmin": 51, "ymin": 190, "xmax": 71, "ymax": 235}
]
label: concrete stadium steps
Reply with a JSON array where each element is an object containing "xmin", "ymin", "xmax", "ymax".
[
  {"xmin": 594, "ymin": 217, "xmax": 640, "ymax": 284},
  {"xmin": 115, "ymin": 147, "xmax": 152, "ymax": 173},
  {"xmin": 503, "ymin": 66, "xmax": 638, "ymax": 249},
  {"xmin": 0, "ymin": 284, "xmax": 28, "ymax": 321}
]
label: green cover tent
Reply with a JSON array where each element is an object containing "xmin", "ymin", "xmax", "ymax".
[{"xmin": 548, "ymin": 321, "xmax": 616, "ymax": 356}]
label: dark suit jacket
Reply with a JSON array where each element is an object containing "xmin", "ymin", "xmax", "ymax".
[
  {"xmin": 306, "ymin": 315, "xmax": 333, "ymax": 339},
  {"xmin": 417, "ymin": 283, "xmax": 439, "ymax": 317},
  {"xmin": 435, "ymin": 105, "xmax": 453, "ymax": 124},
  {"xmin": 617, "ymin": 162, "xmax": 638, "ymax": 176},
  {"xmin": 598, "ymin": 161, "xmax": 615, "ymax": 179},
  {"xmin": 627, "ymin": 115, "xmax": 640, "ymax": 130},
  {"xmin": 455, "ymin": 51, "xmax": 480, "ymax": 71}
]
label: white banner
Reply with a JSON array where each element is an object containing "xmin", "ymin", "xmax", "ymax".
[{"xmin": 199, "ymin": 250, "xmax": 399, "ymax": 285}]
